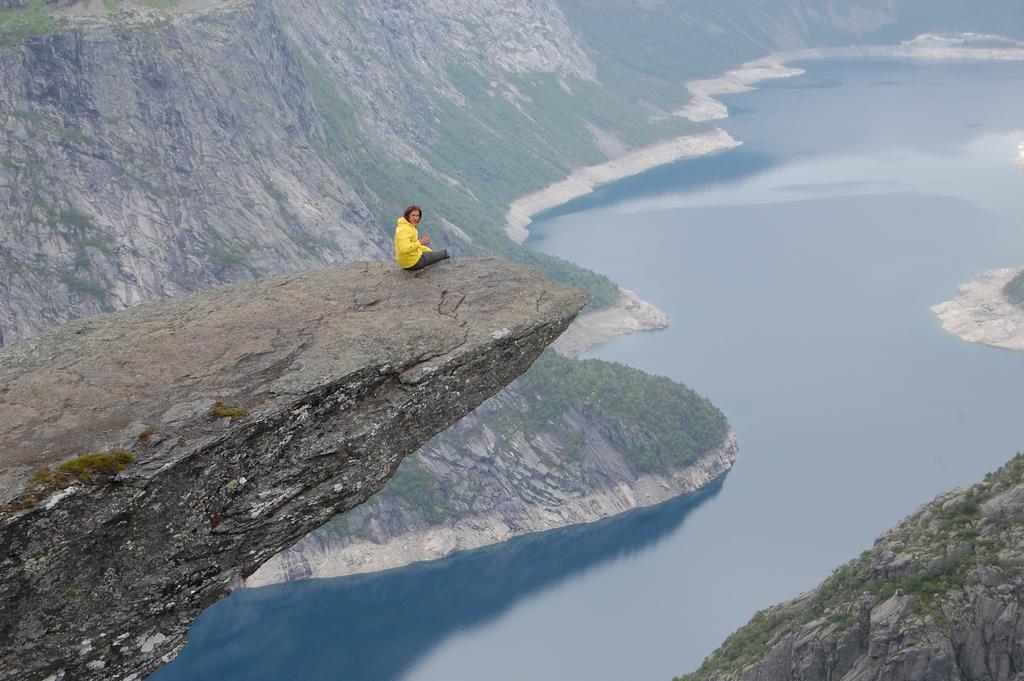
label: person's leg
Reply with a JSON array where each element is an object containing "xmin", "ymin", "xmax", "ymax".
[{"xmin": 406, "ymin": 249, "xmax": 449, "ymax": 271}]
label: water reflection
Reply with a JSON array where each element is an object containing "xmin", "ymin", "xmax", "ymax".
[{"xmin": 150, "ymin": 480, "xmax": 724, "ymax": 681}]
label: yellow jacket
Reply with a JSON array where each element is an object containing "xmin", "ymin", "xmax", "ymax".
[{"xmin": 394, "ymin": 216, "xmax": 432, "ymax": 268}]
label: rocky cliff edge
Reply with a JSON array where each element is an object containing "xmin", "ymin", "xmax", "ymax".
[
  {"xmin": 679, "ymin": 454, "xmax": 1024, "ymax": 681},
  {"xmin": 0, "ymin": 257, "xmax": 586, "ymax": 681}
]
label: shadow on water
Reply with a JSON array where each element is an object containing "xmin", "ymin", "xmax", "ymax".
[{"xmin": 151, "ymin": 478, "xmax": 726, "ymax": 681}]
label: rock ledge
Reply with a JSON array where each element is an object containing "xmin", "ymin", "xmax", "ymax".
[{"xmin": 0, "ymin": 258, "xmax": 586, "ymax": 681}]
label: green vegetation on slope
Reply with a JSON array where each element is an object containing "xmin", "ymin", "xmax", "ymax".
[
  {"xmin": 330, "ymin": 351, "xmax": 730, "ymax": 534},
  {"xmin": 517, "ymin": 351, "xmax": 729, "ymax": 472},
  {"xmin": 1003, "ymin": 270, "xmax": 1024, "ymax": 307},
  {"xmin": 0, "ymin": 0, "xmax": 56, "ymax": 44},
  {"xmin": 376, "ymin": 456, "xmax": 456, "ymax": 527},
  {"xmin": 677, "ymin": 453, "xmax": 1024, "ymax": 681}
]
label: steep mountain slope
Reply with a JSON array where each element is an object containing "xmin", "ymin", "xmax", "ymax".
[
  {"xmin": 0, "ymin": 1, "xmax": 387, "ymax": 344},
  {"xmin": 678, "ymin": 454, "xmax": 1024, "ymax": 681}
]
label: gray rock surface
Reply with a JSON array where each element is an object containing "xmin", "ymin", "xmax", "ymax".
[
  {"xmin": 678, "ymin": 455, "xmax": 1024, "ymax": 681},
  {"xmin": 0, "ymin": 257, "xmax": 586, "ymax": 681}
]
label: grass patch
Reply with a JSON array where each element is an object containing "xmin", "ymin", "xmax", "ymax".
[
  {"xmin": 376, "ymin": 456, "xmax": 455, "ymax": 526},
  {"xmin": 3, "ymin": 450, "xmax": 135, "ymax": 514},
  {"xmin": 206, "ymin": 245, "xmax": 246, "ymax": 272},
  {"xmin": 263, "ymin": 181, "xmax": 288, "ymax": 204},
  {"xmin": 211, "ymin": 402, "xmax": 249, "ymax": 422},
  {"xmin": 56, "ymin": 450, "xmax": 134, "ymax": 480},
  {"xmin": 58, "ymin": 209, "xmax": 95, "ymax": 232}
]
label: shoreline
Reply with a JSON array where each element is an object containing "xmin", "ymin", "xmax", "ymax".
[
  {"xmin": 505, "ymin": 127, "xmax": 740, "ymax": 244},
  {"xmin": 506, "ymin": 33, "xmax": 1024, "ymax": 353},
  {"xmin": 247, "ymin": 430, "xmax": 737, "ymax": 586},
  {"xmin": 932, "ymin": 268, "xmax": 1024, "ymax": 350},
  {"xmin": 550, "ymin": 287, "xmax": 670, "ymax": 358},
  {"xmin": 506, "ymin": 32, "xmax": 1024, "ymax": 245}
]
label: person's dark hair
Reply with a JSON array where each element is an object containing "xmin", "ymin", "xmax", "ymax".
[{"xmin": 403, "ymin": 205, "xmax": 423, "ymax": 221}]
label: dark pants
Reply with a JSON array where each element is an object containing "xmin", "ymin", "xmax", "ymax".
[{"xmin": 405, "ymin": 249, "xmax": 449, "ymax": 271}]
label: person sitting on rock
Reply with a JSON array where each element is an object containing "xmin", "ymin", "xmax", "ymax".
[{"xmin": 395, "ymin": 205, "xmax": 449, "ymax": 271}]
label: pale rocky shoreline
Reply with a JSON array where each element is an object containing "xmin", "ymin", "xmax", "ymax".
[
  {"xmin": 551, "ymin": 287, "xmax": 669, "ymax": 358},
  {"xmin": 505, "ymin": 32, "xmax": 1024, "ymax": 245},
  {"xmin": 932, "ymin": 268, "xmax": 1024, "ymax": 350},
  {"xmin": 504, "ymin": 127, "xmax": 740, "ymax": 244},
  {"xmin": 249, "ymin": 430, "xmax": 737, "ymax": 585}
]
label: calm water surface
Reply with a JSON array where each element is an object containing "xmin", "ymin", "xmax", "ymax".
[{"xmin": 155, "ymin": 59, "xmax": 1024, "ymax": 681}]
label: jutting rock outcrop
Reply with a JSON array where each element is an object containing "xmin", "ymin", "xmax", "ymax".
[
  {"xmin": 0, "ymin": 258, "xmax": 586, "ymax": 681},
  {"xmin": 250, "ymin": 356, "xmax": 736, "ymax": 585},
  {"xmin": 678, "ymin": 454, "xmax": 1024, "ymax": 681}
]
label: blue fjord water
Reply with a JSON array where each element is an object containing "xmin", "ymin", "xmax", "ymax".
[{"xmin": 153, "ymin": 59, "xmax": 1024, "ymax": 681}]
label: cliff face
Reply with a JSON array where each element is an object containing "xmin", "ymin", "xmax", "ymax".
[
  {"xmin": 679, "ymin": 455, "xmax": 1024, "ymax": 681},
  {"xmin": 0, "ymin": 0, "xmax": 390, "ymax": 346},
  {"xmin": 0, "ymin": 258, "xmax": 587, "ymax": 681}
]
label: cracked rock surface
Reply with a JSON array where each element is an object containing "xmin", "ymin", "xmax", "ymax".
[{"xmin": 0, "ymin": 257, "xmax": 586, "ymax": 681}]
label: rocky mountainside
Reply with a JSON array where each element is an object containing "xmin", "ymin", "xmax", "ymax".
[
  {"xmin": 0, "ymin": 0, "xmax": 625, "ymax": 347},
  {"xmin": 5, "ymin": 0, "xmax": 1024, "ymax": 346},
  {"xmin": 0, "ymin": 1, "xmax": 392, "ymax": 345},
  {"xmin": 0, "ymin": 257, "xmax": 586, "ymax": 681},
  {"xmin": 678, "ymin": 454, "xmax": 1024, "ymax": 681},
  {"xmin": 251, "ymin": 351, "xmax": 736, "ymax": 584}
]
